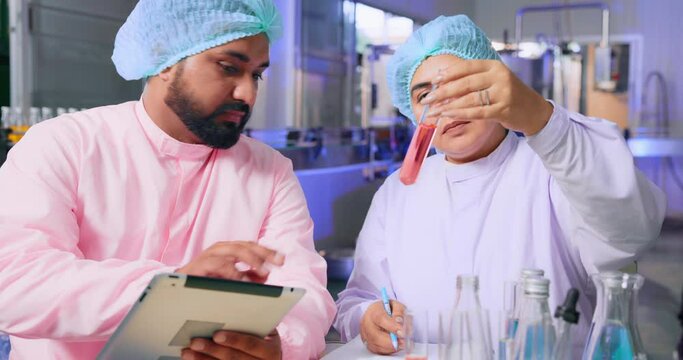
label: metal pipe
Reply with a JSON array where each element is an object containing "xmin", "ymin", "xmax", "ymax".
[
  {"xmin": 515, "ymin": 2, "xmax": 609, "ymax": 48},
  {"xmin": 601, "ymin": 7, "xmax": 609, "ymax": 48},
  {"xmin": 642, "ymin": 71, "xmax": 670, "ymax": 136}
]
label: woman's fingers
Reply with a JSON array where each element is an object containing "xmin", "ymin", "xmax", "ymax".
[
  {"xmin": 440, "ymin": 103, "xmax": 505, "ymax": 120},
  {"xmin": 428, "ymin": 88, "xmax": 496, "ymax": 117},
  {"xmin": 431, "ymin": 59, "xmax": 493, "ymax": 85},
  {"xmin": 423, "ymin": 72, "xmax": 492, "ymax": 105}
]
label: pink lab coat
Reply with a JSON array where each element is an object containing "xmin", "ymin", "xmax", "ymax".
[{"xmin": 0, "ymin": 101, "xmax": 336, "ymax": 359}]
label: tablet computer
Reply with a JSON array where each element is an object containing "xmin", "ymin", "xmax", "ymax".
[{"xmin": 97, "ymin": 273, "xmax": 305, "ymax": 360}]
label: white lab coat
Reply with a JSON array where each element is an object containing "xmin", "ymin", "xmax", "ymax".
[{"xmin": 334, "ymin": 104, "xmax": 666, "ymax": 353}]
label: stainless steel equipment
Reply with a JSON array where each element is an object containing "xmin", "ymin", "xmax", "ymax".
[
  {"xmin": 514, "ymin": 2, "xmax": 615, "ymax": 92},
  {"xmin": 8, "ymin": 0, "xmax": 141, "ymax": 114}
]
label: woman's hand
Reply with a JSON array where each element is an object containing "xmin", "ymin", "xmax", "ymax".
[
  {"xmin": 421, "ymin": 58, "xmax": 553, "ymax": 136},
  {"xmin": 360, "ymin": 300, "xmax": 406, "ymax": 355}
]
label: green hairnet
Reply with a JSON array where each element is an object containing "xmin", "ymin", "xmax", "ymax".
[
  {"xmin": 112, "ymin": 0, "xmax": 282, "ymax": 81},
  {"xmin": 386, "ymin": 15, "xmax": 500, "ymax": 122}
]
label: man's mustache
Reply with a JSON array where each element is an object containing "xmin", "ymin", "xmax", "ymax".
[{"xmin": 210, "ymin": 102, "xmax": 251, "ymax": 119}]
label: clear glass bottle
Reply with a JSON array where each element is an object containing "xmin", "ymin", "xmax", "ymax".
[
  {"xmin": 511, "ymin": 269, "xmax": 545, "ymax": 339},
  {"xmin": 552, "ymin": 288, "xmax": 580, "ymax": 360},
  {"xmin": 449, "ymin": 274, "xmax": 493, "ymax": 360},
  {"xmin": 513, "ymin": 276, "xmax": 556, "ymax": 360},
  {"xmin": 41, "ymin": 107, "xmax": 54, "ymax": 122},
  {"xmin": 1, "ymin": 107, "xmax": 9, "ymax": 128},
  {"xmin": 29, "ymin": 107, "xmax": 41, "ymax": 127},
  {"xmin": 582, "ymin": 272, "xmax": 646, "ymax": 360},
  {"xmin": 8, "ymin": 107, "xmax": 24, "ymax": 144}
]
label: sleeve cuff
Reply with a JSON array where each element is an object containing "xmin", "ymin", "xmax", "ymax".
[{"xmin": 525, "ymin": 100, "xmax": 571, "ymax": 157}]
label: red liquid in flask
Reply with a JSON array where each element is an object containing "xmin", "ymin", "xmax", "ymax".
[{"xmin": 399, "ymin": 123, "xmax": 437, "ymax": 185}]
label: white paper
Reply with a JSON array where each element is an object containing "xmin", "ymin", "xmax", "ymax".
[{"xmin": 323, "ymin": 336, "xmax": 440, "ymax": 359}]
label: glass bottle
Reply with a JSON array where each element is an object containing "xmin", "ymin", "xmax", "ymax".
[
  {"xmin": 582, "ymin": 272, "xmax": 646, "ymax": 360},
  {"xmin": 511, "ymin": 269, "xmax": 545, "ymax": 339},
  {"xmin": 41, "ymin": 107, "xmax": 54, "ymax": 122},
  {"xmin": 8, "ymin": 108, "xmax": 24, "ymax": 144},
  {"xmin": 29, "ymin": 107, "xmax": 41, "ymax": 127},
  {"xmin": 449, "ymin": 274, "xmax": 493, "ymax": 360},
  {"xmin": 513, "ymin": 277, "xmax": 556, "ymax": 360},
  {"xmin": 1, "ymin": 107, "xmax": 9, "ymax": 129},
  {"xmin": 552, "ymin": 288, "xmax": 580, "ymax": 360}
]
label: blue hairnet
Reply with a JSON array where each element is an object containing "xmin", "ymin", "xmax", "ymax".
[
  {"xmin": 386, "ymin": 15, "xmax": 500, "ymax": 122},
  {"xmin": 112, "ymin": 0, "xmax": 282, "ymax": 81}
]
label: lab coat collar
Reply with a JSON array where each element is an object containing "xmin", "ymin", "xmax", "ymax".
[
  {"xmin": 444, "ymin": 131, "xmax": 517, "ymax": 182},
  {"xmin": 135, "ymin": 100, "xmax": 215, "ymax": 160}
]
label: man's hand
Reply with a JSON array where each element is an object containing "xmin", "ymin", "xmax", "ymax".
[
  {"xmin": 360, "ymin": 300, "xmax": 406, "ymax": 355},
  {"xmin": 176, "ymin": 241, "xmax": 284, "ymax": 283},
  {"xmin": 182, "ymin": 330, "xmax": 282, "ymax": 360}
]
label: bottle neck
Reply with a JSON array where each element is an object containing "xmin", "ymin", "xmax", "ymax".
[
  {"xmin": 454, "ymin": 283, "xmax": 481, "ymax": 311},
  {"xmin": 520, "ymin": 293, "xmax": 552, "ymax": 321}
]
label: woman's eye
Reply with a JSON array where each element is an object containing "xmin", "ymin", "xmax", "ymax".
[
  {"xmin": 253, "ymin": 73, "xmax": 264, "ymax": 81},
  {"xmin": 417, "ymin": 91, "xmax": 430, "ymax": 102},
  {"xmin": 219, "ymin": 63, "xmax": 238, "ymax": 74}
]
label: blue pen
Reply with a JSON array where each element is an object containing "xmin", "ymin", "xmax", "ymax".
[{"xmin": 380, "ymin": 287, "xmax": 399, "ymax": 350}]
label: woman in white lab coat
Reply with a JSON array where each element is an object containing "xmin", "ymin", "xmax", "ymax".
[{"xmin": 333, "ymin": 15, "xmax": 665, "ymax": 355}]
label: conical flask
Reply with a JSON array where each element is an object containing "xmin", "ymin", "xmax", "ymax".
[
  {"xmin": 513, "ymin": 277, "xmax": 556, "ymax": 360},
  {"xmin": 582, "ymin": 272, "xmax": 646, "ymax": 360},
  {"xmin": 448, "ymin": 274, "xmax": 493, "ymax": 360}
]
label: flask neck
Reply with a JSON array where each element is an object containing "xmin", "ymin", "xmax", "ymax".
[
  {"xmin": 602, "ymin": 286, "xmax": 631, "ymax": 324},
  {"xmin": 454, "ymin": 282, "xmax": 481, "ymax": 311}
]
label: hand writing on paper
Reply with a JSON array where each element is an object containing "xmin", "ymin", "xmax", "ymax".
[{"xmin": 360, "ymin": 300, "xmax": 406, "ymax": 355}]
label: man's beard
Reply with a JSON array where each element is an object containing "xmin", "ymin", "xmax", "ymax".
[{"xmin": 164, "ymin": 69, "xmax": 251, "ymax": 149}]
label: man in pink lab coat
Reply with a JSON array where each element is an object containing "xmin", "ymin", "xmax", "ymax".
[{"xmin": 0, "ymin": 1, "xmax": 335, "ymax": 359}]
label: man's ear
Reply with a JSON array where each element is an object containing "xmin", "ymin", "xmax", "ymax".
[{"xmin": 158, "ymin": 65, "xmax": 174, "ymax": 82}]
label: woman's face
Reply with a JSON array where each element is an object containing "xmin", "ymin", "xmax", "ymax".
[{"xmin": 410, "ymin": 54, "xmax": 506, "ymax": 163}]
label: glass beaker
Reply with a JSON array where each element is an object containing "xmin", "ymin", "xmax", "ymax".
[
  {"xmin": 582, "ymin": 272, "xmax": 646, "ymax": 360},
  {"xmin": 404, "ymin": 309, "xmax": 429, "ymax": 360}
]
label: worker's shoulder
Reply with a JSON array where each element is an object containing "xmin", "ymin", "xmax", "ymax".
[
  {"xmin": 27, "ymin": 101, "xmax": 138, "ymax": 141},
  {"xmin": 510, "ymin": 135, "xmax": 548, "ymax": 166}
]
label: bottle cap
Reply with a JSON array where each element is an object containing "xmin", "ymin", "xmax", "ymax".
[
  {"xmin": 524, "ymin": 277, "xmax": 549, "ymax": 296},
  {"xmin": 520, "ymin": 268, "xmax": 544, "ymax": 279}
]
